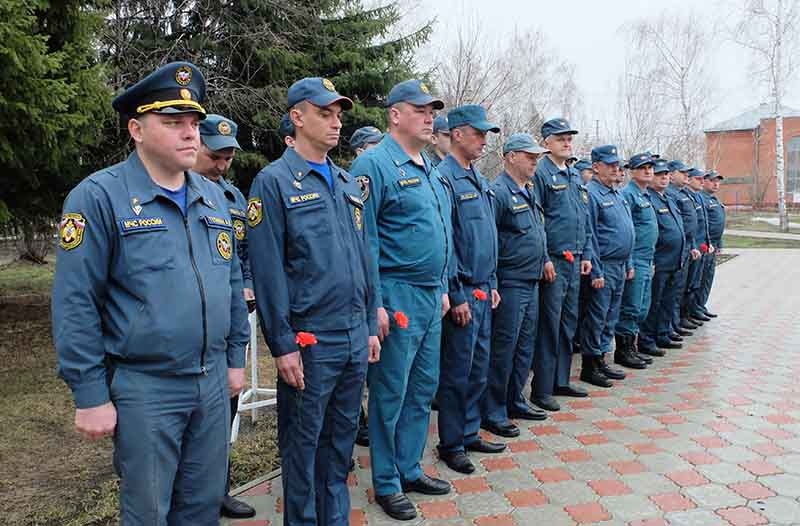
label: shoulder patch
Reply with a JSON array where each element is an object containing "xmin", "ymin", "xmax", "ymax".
[
  {"xmin": 247, "ymin": 198, "xmax": 263, "ymax": 227},
  {"xmin": 355, "ymin": 175, "xmax": 370, "ymax": 201},
  {"xmin": 59, "ymin": 213, "xmax": 86, "ymax": 250}
]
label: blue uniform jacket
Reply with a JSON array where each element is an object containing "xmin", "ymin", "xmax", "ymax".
[
  {"xmin": 491, "ymin": 172, "xmax": 548, "ymax": 283},
  {"xmin": 621, "ymin": 181, "xmax": 658, "ymax": 262},
  {"xmin": 690, "ymin": 190, "xmax": 710, "ymax": 246},
  {"xmin": 216, "ymin": 177, "xmax": 253, "ymax": 290},
  {"xmin": 586, "ymin": 178, "xmax": 635, "ymax": 279},
  {"xmin": 248, "ymin": 147, "xmax": 377, "ymax": 357},
  {"xmin": 650, "ymin": 190, "xmax": 686, "ymax": 272},
  {"xmin": 667, "ymin": 184, "xmax": 698, "ymax": 250},
  {"xmin": 701, "ymin": 191, "xmax": 726, "ymax": 248},
  {"xmin": 350, "ymin": 134, "xmax": 452, "ymax": 303},
  {"xmin": 533, "ymin": 155, "xmax": 593, "ymax": 261},
  {"xmin": 52, "ymin": 151, "xmax": 250, "ymax": 409},
  {"xmin": 438, "ymin": 154, "xmax": 498, "ymax": 306}
]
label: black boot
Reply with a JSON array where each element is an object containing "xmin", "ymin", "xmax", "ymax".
[
  {"xmin": 633, "ymin": 334, "xmax": 662, "ymax": 359},
  {"xmin": 355, "ymin": 404, "xmax": 369, "ymax": 447},
  {"xmin": 580, "ymin": 354, "xmax": 613, "ymax": 387},
  {"xmin": 596, "ymin": 354, "xmax": 626, "ymax": 380},
  {"xmin": 614, "ymin": 334, "xmax": 647, "ymax": 369}
]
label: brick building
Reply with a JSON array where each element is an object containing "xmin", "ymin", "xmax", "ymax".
[{"xmin": 704, "ymin": 103, "xmax": 800, "ymax": 208}]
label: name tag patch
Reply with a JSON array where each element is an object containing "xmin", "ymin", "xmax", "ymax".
[
  {"xmin": 601, "ymin": 201, "xmax": 614, "ymax": 208},
  {"xmin": 286, "ymin": 192, "xmax": 322, "ymax": 208},
  {"xmin": 459, "ymin": 192, "xmax": 479, "ymax": 201},
  {"xmin": 229, "ymin": 207, "xmax": 246, "ymax": 218},
  {"xmin": 511, "ymin": 203, "xmax": 530, "ymax": 213},
  {"xmin": 203, "ymin": 216, "xmax": 232, "ymax": 229},
  {"xmin": 658, "ymin": 208, "xmax": 669, "ymax": 213},
  {"xmin": 120, "ymin": 217, "xmax": 167, "ymax": 235},
  {"xmin": 398, "ymin": 177, "xmax": 421, "ymax": 188},
  {"xmin": 549, "ymin": 184, "xmax": 567, "ymax": 191}
]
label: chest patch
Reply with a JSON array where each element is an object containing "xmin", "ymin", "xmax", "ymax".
[
  {"xmin": 459, "ymin": 192, "xmax": 479, "ymax": 201},
  {"xmin": 511, "ymin": 203, "xmax": 530, "ymax": 213},
  {"xmin": 398, "ymin": 177, "xmax": 421, "ymax": 188},
  {"xmin": 287, "ymin": 192, "xmax": 322, "ymax": 208},
  {"xmin": 119, "ymin": 216, "xmax": 167, "ymax": 234}
]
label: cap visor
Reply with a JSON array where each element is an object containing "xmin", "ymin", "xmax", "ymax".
[
  {"xmin": 405, "ymin": 95, "xmax": 445, "ymax": 110},
  {"xmin": 202, "ymin": 135, "xmax": 241, "ymax": 151},
  {"xmin": 517, "ymin": 145, "xmax": 549, "ymax": 154},
  {"xmin": 473, "ymin": 121, "xmax": 501, "ymax": 133},
  {"xmin": 311, "ymin": 93, "xmax": 354, "ymax": 111},
  {"xmin": 153, "ymin": 106, "xmax": 207, "ymax": 119}
]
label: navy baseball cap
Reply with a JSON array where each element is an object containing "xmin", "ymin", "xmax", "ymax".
[
  {"xmin": 278, "ymin": 113, "xmax": 294, "ymax": 139},
  {"xmin": 502, "ymin": 133, "xmax": 549, "ymax": 155},
  {"xmin": 287, "ymin": 77, "xmax": 353, "ymax": 110},
  {"xmin": 386, "ymin": 79, "xmax": 444, "ymax": 109},
  {"xmin": 200, "ymin": 114, "xmax": 241, "ymax": 151},
  {"xmin": 653, "ymin": 159, "xmax": 670, "ymax": 174},
  {"xmin": 112, "ymin": 61, "xmax": 206, "ymax": 118},
  {"xmin": 667, "ymin": 160, "xmax": 690, "ymax": 172},
  {"xmin": 627, "ymin": 152, "xmax": 655, "ymax": 169},
  {"xmin": 350, "ymin": 126, "xmax": 383, "ymax": 151},
  {"xmin": 433, "ymin": 115, "xmax": 449, "ymax": 134},
  {"xmin": 448, "ymin": 105, "xmax": 500, "ymax": 133},
  {"xmin": 591, "ymin": 145, "xmax": 621, "ymax": 165},
  {"xmin": 704, "ymin": 170, "xmax": 724, "ymax": 180},
  {"xmin": 688, "ymin": 168, "xmax": 705, "ymax": 179},
  {"xmin": 541, "ymin": 118, "xmax": 578, "ymax": 139},
  {"xmin": 574, "ymin": 159, "xmax": 592, "ymax": 172}
]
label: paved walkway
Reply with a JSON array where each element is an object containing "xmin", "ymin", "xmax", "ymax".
[
  {"xmin": 226, "ymin": 249, "xmax": 800, "ymax": 526},
  {"xmin": 725, "ymin": 229, "xmax": 800, "ymax": 241}
]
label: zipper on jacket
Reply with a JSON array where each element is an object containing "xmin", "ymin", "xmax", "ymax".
[{"xmin": 184, "ymin": 216, "xmax": 208, "ymax": 375}]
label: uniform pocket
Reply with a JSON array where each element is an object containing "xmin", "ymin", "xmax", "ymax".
[
  {"xmin": 119, "ymin": 217, "xmax": 175, "ymax": 272},
  {"xmin": 202, "ymin": 216, "xmax": 234, "ymax": 266}
]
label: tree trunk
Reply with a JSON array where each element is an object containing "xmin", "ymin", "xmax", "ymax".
[{"xmin": 15, "ymin": 218, "xmax": 54, "ymax": 264}]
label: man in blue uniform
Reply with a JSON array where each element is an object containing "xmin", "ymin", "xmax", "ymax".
[
  {"xmin": 438, "ymin": 104, "xmax": 504, "ymax": 473},
  {"xmin": 616, "ymin": 153, "xmax": 659, "ymax": 366},
  {"xmin": 698, "ymin": 171, "xmax": 726, "ymax": 317},
  {"xmin": 430, "ymin": 115, "xmax": 451, "ymax": 166},
  {"xmin": 482, "ymin": 133, "xmax": 549, "ymax": 440},
  {"xmin": 531, "ymin": 118, "xmax": 593, "ymax": 412},
  {"xmin": 52, "ymin": 62, "xmax": 250, "ymax": 525},
  {"xmin": 248, "ymin": 77, "xmax": 381, "ymax": 526},
  {"xmin": 639, "ymin": 160, "xmax": 686, "ymax": 354},
  {"xmin": 665, "ymin": 160, "xmax": 702, "ymax": 336},
  {"xmin": 684, "ymin": 168, "xmax": 711, "ymax": 324},
  {"xmin": 579, "ymin": 145, "xmax": 639, "ymax": 387},
  {"xmin": 350, "ymin": 125, "xmax": 383, "ymax": 156},
  {"xmin": 278, "ymin": 112, "xmax": 295, "ymax": 147},
  {"xmin": 350, "ymin": 79, "xmax": 453, "ymax": 521},
  {"xmin": 575, "ymin": 159, "xmax": 593, "ymax": 185},
  {"xmin": 194, "ymin": 113, "xmax": 257, "ymax": 520}
]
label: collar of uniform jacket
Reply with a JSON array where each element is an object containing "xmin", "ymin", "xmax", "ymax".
[
  {"xmin": 441, "ymin": 153, "xmax": 481, "ymax": 182},
  {"xmin": 281, "ymin": 146, "xmax": 349, "ymax": 183},
  {"xmin": 215, "ymin": 176, "xmax": 239, "ymax": 202},
  {"xmin": 538, "ymin": 154, "xmax": 577, "ymax": 180},
  {"xmin": 498, "ymin": 171, "xmax": 526, "ymax": 195},
  {"xmin": 382, "ymin": 133, "xmax": 432, "ymax": 173},
  {"xmin": 123, "ymin": 150, "xmax": 215, "ymax": 209},
  {"xmin": 590, "ymin": 178, "xmax": 616, "ymax": 195}
]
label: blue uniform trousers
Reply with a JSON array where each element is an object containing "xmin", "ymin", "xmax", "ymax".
[
  {"xmin": 580, "ymin": 261, "xmax": 626, "ymax": 357},
  {"xmin": 672, "ymin": 253, "xmax": 691, "ymax": 328},
  {"xmin": 616, "ymin": 259, "xmax": 653, "ymax": 337},
  {"xmin": 111, "ymin": 361, "xmax": 229, "ymax": 526},
  {"xmin": 368, "ymin": 281, "xmax": 442, "ymax": 496},
  {"xmin": 684, "ymin": 254, "xmax": 706, "ymax": 317},
  {"xmin": 482, "ymin": 280, "xmax": 539, "ymax": 426},
  {"xmin": 278, "ymin": 324, "xmax": 368, "ymax": 526},
  {"xmin": 439, "ymin": 284, "xmax": 492, "ymax": 454},
  {"xmin": 698, "ymin": 252, "xmax": 717, "ymax": 310},
  {"xmin": 532, "ymin": 257, "xmax": 580, "ymax": 398},
  {"xmin": 640, "ymin": 269, "xmax": 679, "ymax": 349}
]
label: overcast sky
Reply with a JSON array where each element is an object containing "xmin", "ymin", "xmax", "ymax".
[{"xmin": 412, "ymin": 0, "xmax": 800, "ymax": 129}]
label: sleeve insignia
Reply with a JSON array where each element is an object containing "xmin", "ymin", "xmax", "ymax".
[
  {"xmin": 247, "ymin": 198, "xmax": 263, "ymax": 227},
  {"xmin": 59, "ymin": 213, "xmax": 86, "ymax": 250},
  {"xmin": 216, "ymin": 231, "xmax": 233, "ymax": 260},
  {"xmin": 356, "ymin": 175, "xmax": 370, "ymax": 201}
]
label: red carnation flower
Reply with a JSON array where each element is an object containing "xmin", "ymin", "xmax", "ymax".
[
  {"xmin": 700, "ymin": 243, "xmax": 709, "ymax": 253},
  {"xmin": 563, "ymin": 250, "xmax": 575, "ymax": 263},
  {"xmin": 394, "ymin": 311, "xmax": 409, "ymax": 329},
  {"xmin": 473, "ymin": 289, "xmax": 488, "ymax": 301},
  {"xmin": 295, "ymin": 332, "xmax": 318, "ymax": 348}
]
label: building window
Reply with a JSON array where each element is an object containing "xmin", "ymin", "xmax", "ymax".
[{"xmin": 788, "ymin": 136, "xmax": 800, "ymax": 194}]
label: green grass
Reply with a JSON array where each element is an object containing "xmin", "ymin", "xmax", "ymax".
[
  {"xmin": 722, "ymin": 235, "xmax": 800, "ymax": 249},
  {"xmin": 725, "ymin": 211, "xmax": 800, "ymax": 234},
  {"xmin": 0, "ymin": 260, "xmax": 55, "ymax": 297}
]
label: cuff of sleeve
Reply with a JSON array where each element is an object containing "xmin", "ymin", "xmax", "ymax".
[
  {"xmin": 449, "ymin": 288, "xmax": 466, "ymax": 307},
  {"xmin": 368, "ymin": 315, "xmax": 378, "ymax": 337},
  {"xmin": 243, "ymin": 278, "xmax": 254, "ymax": 291},
  {"xmin": 227, "ymin": 344, "xmax": 247, "ymax": 368},
  {"xmin": 72, "ymin": 380, "xmax": 111, "ymax": 409},
  {"xmin": 271, "ymin": 331, "xmax": 299, "ymax": 358}
]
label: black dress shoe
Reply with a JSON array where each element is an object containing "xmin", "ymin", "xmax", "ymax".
[
  {"xmin": 508, "ymin": 405, "xmax": 548, "ymax": 420},
  {"xmin": 674, "ymin": 327, "xmax": 693, "ymax": 337},
  {"xmin": 465, "ymin": 438, "xmax": 507, "ymax": 454},
  {"xmin": 482, "ymin": 420, "xmax": 521, "ymax": 437},
  {"xmin": 376, "ymin": 493, "xmax": 417, "ymax": 521},
  {"xmin": 614, "ymin": 350, "xmax": 647, "ymax": 369},
  {"xmin": 691, "ymin": 313, "xmax": 711, "ymax": 322},
  {"xmin": 657, "ymin": 340, "xmax": 682, "ymax": 349},
  {"xmin": 220, "ymin": 495, "xmax": 256, "ymax": 519},
  {"xmin": 438, "ymin": 450, "xmax": 475, "ymax": 474},
  {"xmin": 531, "ymin": 395, "xmax": 560, "ymax": 411},
  {"xmin": 638, "ymin": 346, "xmax": 666, "ymax": 357},
  {"xmin": 431, "ymin": 398, "xmax": 439, "ymax": 411},
  {"xmin": 669, "ymin": 333, "xmax": 684, "ymax": 342},
  {"xmin": 554, "ymin": 384, "xmax": 589, "ymax": 397},
  {"xmin": 680, "ymin": 319, "xmax": 700, "ymax": 330},
  {"xmin": 401, "ymin": 474, "xmax": 451, "ymax": 495},
  {"xmin": 703, "ymin": 310, "xmax": 718, "ymax": 318},
  {"xmin": 355, "ymin": 426, "xmax": 369, "ymax": 447}
]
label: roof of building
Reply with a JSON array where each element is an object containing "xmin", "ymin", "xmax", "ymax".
[{"xmin": 704, "ymin": 103, "xmax": 800, "ymax": 133}]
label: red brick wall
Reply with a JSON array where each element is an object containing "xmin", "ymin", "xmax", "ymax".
[{"xmin": 705, "ymin": 116, "xmax": 800, "ymax": 207}]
